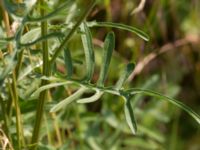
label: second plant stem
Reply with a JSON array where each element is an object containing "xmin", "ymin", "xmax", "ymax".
[{"xmin": 30, "ymin": 0, "xmax": 50, "ymax": 149}]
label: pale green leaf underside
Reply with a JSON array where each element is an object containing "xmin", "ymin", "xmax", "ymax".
[
  {"xmin": 50, "ymin": 87, "xmax": 87, "ymax": 113},
  {"xmin": 77, "ymin": 90, "xmax": 103, "ymax": 103},
  {"xmin": 80, "ymin": 22, "xmax": 95, "ymax": 82}
]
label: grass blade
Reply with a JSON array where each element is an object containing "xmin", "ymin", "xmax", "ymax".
[
  {"xmin": 97, "ymin": 32, "xmax": 115, "ymax": 86},
  {"xmin": 87, "ymin": 21, "xmax": 149, "ymax": 41}
]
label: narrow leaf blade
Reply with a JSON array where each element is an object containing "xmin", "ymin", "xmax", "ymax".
[
  {"xmin": 64, "ymin": 47, "xmax": 73, "ymax": 77},
  {"xmin": 97, "ymin": 32, "xmax": 115, "ymax": 86},
  {"xmin": 115, "ymin": 63, "xmax": 135, "ymax": 90},
  {"xmin": 50, "ymin": 87, "xmax": 87, "ymax": 112},
  {"xmin": 31, "ymin": 81, "xmax": 71, "ymax": 97},
  {"xmin": 87, "ymin": 21, "xmax": 149, "ymax": 41},
  {"xmin": 77, "ymin": 90, "xmax": 103, "ymax": 103},
  {"xmin": 80, "ymin": 22, "xmax": 95, "ymax": 82},
  {"xmin": 124, "ymin": 97, "xmax": 137, "ymax": 134},
  {"xmin": 127, "ymin": 88, "xmax": 200, "ymax": 125}
]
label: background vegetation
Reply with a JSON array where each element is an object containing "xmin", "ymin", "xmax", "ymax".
[{"xmin": 0, "ymin": 0, "xmax": 200, "ymax": 149}]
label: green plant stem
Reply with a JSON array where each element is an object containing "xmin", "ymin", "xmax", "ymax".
[
  {"xmin": 2, "ymin": 9, "xmax": 13, "ymax": 53},
  {"xmin": 0, "ymin": 95, "xmax": 11, "ymax": 142},
  {"xmin": 50, "ymin": 0, "xmax": 96, "ymax": 65},
  {"xmin": 30, "ymin": 1, "xmax": 95, "ymax": 149},
  {"xmin": 6, "ymin": 79, "xmax": 14, "ymax": 118},
  {"xmin": 11, "ymin": 72, "xmax": 25, "ymax": 149},
  {"xmin": 2, "ymin": 8, "xmax": 25, "ymax": 149},
  {"xmin": 30, "ymin": 1, "xmax": 50, "ymax": 149},
  {"xmin": 15, "ymin": 50, "xmax": 24, "ymax": 79}
]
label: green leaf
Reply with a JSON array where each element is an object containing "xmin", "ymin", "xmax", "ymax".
[
  {"xmin": 17, "ymin": 61, "xmax": 43, "ymax": 81},
  {"xmin": 97, "ymin": 32, "xmax": 115, "ymax": 86},
  {"xmin": 114, "ymin": 63, "xmax": 135, "ymax": 90},
  {"xmin": 50, "ymin": 87, "xmax": 87, "ymax": 112},
  {"xmin": 77, "ymin": 90, "xmax": 103, "ymax": 103},
  {"xmin": 123, "ymin": 96, "xmax": 137, "ymax": 135},
  {"xmin": 0, "ymin": 51, "xmax": 17, "ymax": 88},
  {"xmin": 2, "ymin": 0, "xmax": 27, "ymax": 17},
  {"xmin": 63, "ymin": 47, "xmax": 73, "ymax": 77},
  {"xmin": 21, "ymin": 28, "xmax": 41, "ymax": 44},
  {"xmin": 16, "ymin": 25, "xmax": 64, "ymax": 48},
  {"xmin": 25, "ymin": 1, "xmax": 74, "ymax": 22},
  {"xmin": 127, "ymin": 88, "xmax": 200, "ymax": 125},
  {"xmin": 87, "ymin": 21, "xmax": 149, "ymax": 41},
  {"xmin": 81, "ymin": 22, "xmax": 95, "ymax": 82},
  {"xmin": 31, "ymin": 81, "xmax": 72, "ymax": 97},
  {"xmin": 50, "ymin": 0, "xmax": 96, "ymax": 65}
]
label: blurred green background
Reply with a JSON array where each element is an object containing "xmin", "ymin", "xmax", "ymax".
[{"xmin": 1, "ymin": 0, "xmax": 200, "ymax": 149}]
